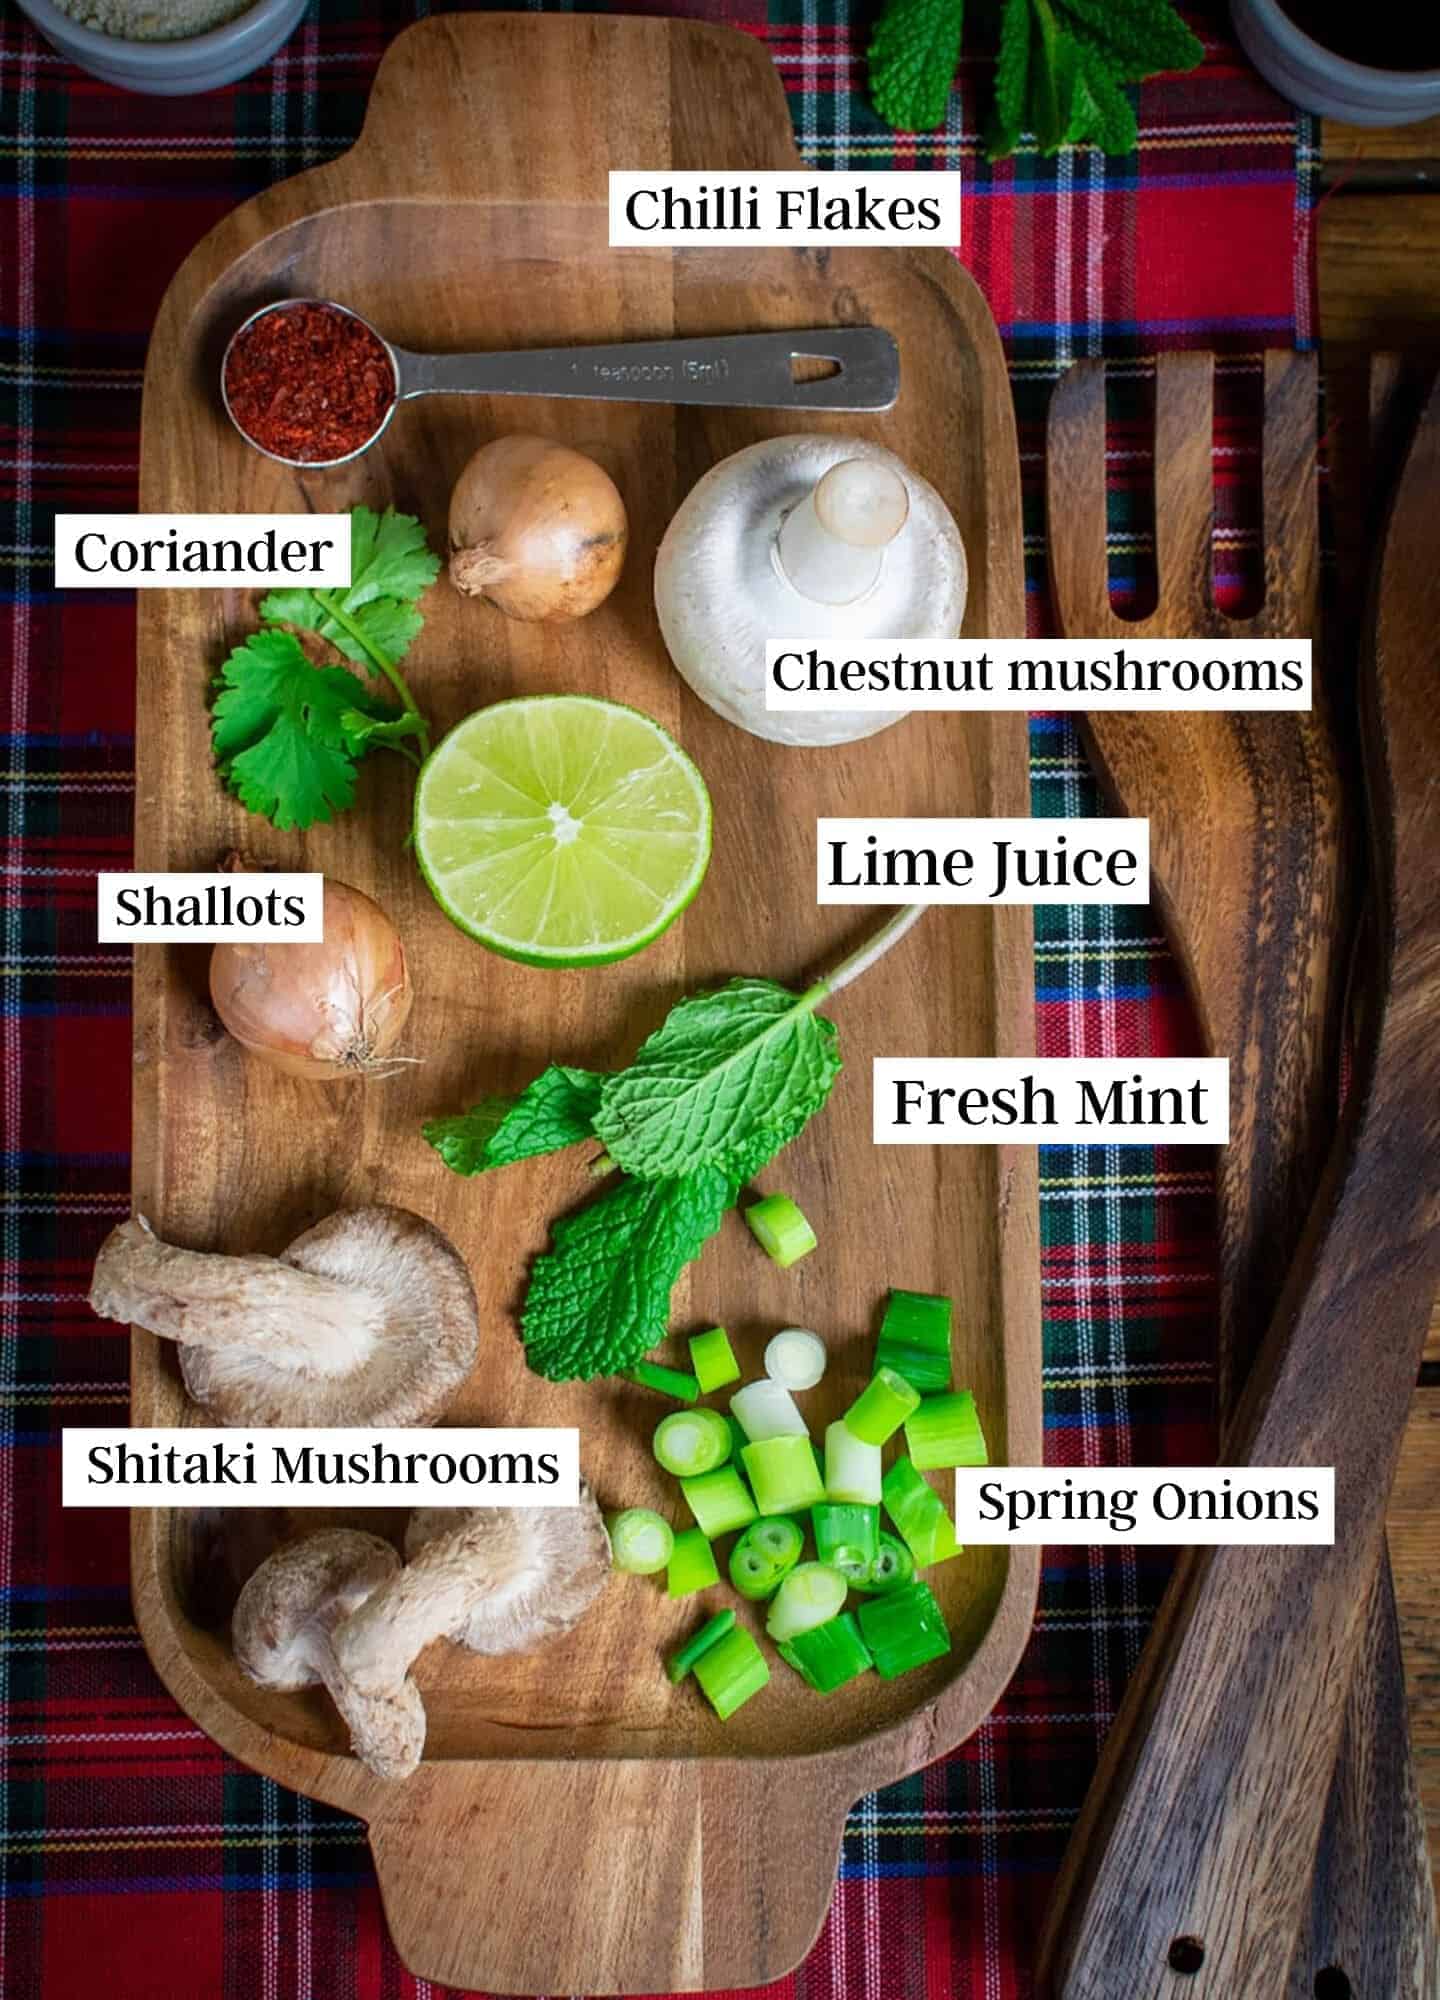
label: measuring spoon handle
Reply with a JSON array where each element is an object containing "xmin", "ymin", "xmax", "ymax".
[{"xmin": 393, "ymin": 327, "xmax": 899, "ymax": 411}]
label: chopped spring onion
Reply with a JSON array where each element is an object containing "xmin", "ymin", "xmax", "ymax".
[
  {"xmin": 882, "ymin": 1455, "xmax": 962, "ymax": 1567},
  {"xmin": 729, "ymin": 1515, "xmax": 805, "ymax": 1601},
  {"xmin": 842, "ymin": 1365, "xmax": 922, "ymax": 1446},
  {"xmin": 667, "ymin": 1608, "xmax": 736, "ymax": 1683},
  {"xmin": 667, "ymin": 1525, "xmax": 720, "ymax": 1598},
  {"xmin": 778, "ymin": 1612, "xmax": 874, "ymax": 1694},
  {"xmin": 744, "ymin": 1192, "xmax": 817, "ymax": 1268},
  {"xmin": 904, "ymin": 1389, "xmax": 989, "ymax": 1472},
  {"xmin": 875, "ymin": 1288, "xmax": 953, "ymax": 1394},
  {"xmin": 849, "ymin": 1532, "xmax": 916, "ymax": 1596},
  {"xmin": 765, "ymin": 1562, "xmax": 849, "ymax": 1643},
  {"xmin": 856, "ymin": 1581, "xmax": 951, "ymax": 1678},
  {"xmin": 764, "ymin": 1327, "xmax": 827, "ymax": 1391},
  {"xmin": 730, "ymin": 1378, "xmax": 808, "ymax": 1442},
  {"xmin": 688, "ymin": 1325, "xmax": 741, "ymax": 1394},
  {"xmin": 692, "ymin": 1624, "xmax": 770, "ymax": 1720},
  {"xmin": 812, "ymin": 1501, "xmax": 880, "ymax": 1581},
  {"xmin": 824, "ymin": 1419, "xmax": 882, "ymax": 1506},
  {"xmin": 653, "ymin": 1407, "xmax": 732, "ymax": 1479},
  {"xmin": 607, "ymin": 1508, "xmax": 675, "ymax": 1576},
  {"xmin": 681, "ymin": 1465, "xmax": 758, "ymax": 1539},
  {"xmin": 626, "ymin": 1360, "xmax": 700, "ymax": 1402},
  {"xmin": 741, "ymin": 1434, "xmax": 826, "ymax": 1516},
  {"xmin": 726, "ymin": 1414, "xmax": 753, "ymax": 1476}
]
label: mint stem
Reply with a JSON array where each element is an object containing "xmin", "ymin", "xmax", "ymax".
[{"xmin": 809, "ymin": 904, "xmax": 927, "ymax": 1003}]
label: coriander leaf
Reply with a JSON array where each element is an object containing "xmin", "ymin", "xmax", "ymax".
[
  {"xmin": 424, "ymin": 1065, "xmax": 606, "ymax": 1176},
  {"xmin": 869, "ymin": 0, "xmax": 965, "ymax": 134},
  {"xmin": 986, "ymin": 0, "xmax": 1033, "ymax": 158},
  {"xmin": 592, "ymin": 976, "xmax": 842, "ymax": 1181},
  {"xmin": 340, "ymin": 707, "xmax": 428, "ymax": 756},
  {"xmin": 521, "ymin": 1166, "xmax": 735, "ymax": 1381},
  {"xmin": 1053, "ymin": 0, "xmax": 1202, "ymax": 82},
  {"xmin": 211, "ymin": 628, "xmax": 397, "ymax": 832},
  {"xmin": 260, "ymin": 504, "xmax": 439, "ymax": 673}
]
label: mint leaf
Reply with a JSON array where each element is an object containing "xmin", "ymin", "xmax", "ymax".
[
  {"xmin": 869, "ymin": 0, "xmax": 965, "ymax": 134},
  {"xmin": 1053, "ymin": 0, "xmax": 1202, "ymax": 81},
  {"xmin": 1029, "ymin": 0, "xmax": 1081, "ymax": 152},
  {"xmin": 211, "ymin": 629, "xmax": 398, "ymax": 832},
  {"xmin": 424, "ymin": 1066, "xmax": 606, "ymax": 1176},
  {"xmin": 521, "ymin": 1166, "xmax": 735, "ymax": 1382},
  {"xmin": 986, "ymin": 0, "xmax": 1033, "ymax": 157},
  {"xmin": 1068, "ymin": 34, "xmax": 1139, "ymax": 150},
  {"xmin": 593, "ymin": 977, "xmax": 842, "ymax": 1181},
  {"xmin": 261, "ymin": 505, "xmax": 439, "ymax": 674}
]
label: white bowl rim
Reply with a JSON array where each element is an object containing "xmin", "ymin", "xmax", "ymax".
[
  {"xmin": 1238, "ymin": 0, "xmax": 1440, "ymax": 86},
  {"xmin": 14, "ymin": 0, "xmax": 299, "ymax": 66}
]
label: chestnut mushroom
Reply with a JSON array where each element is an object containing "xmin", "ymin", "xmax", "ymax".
[
  {"xmin": 331, "ymin": 1486, "xmax": 611, "ymax": 1699},
  {"xmin": 88, "ymin": 1205, "xmax": 478, "ymax": 1428},
  {"xmin": 233, "ymin": 1529, "xmax": 426, "ymax": 1781}
]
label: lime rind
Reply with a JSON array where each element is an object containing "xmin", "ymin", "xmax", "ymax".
[{"xmin": 415, "ymin": 695, "xmax": 712, "ymax": 968}]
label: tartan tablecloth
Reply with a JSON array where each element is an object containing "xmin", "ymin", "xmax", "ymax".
[{"xmin": 0, "ymin": 4, "xmax": 1312, "ymax": 1994}]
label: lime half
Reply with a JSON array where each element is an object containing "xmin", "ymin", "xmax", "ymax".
[{"xmin": 415, "ymin": 696, "xmax": 711, "ymax": 967}]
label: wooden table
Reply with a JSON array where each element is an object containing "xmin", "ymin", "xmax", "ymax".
[{"xmin": 1319, "ymin": 111, "xmax": 1440, "ymax": 1892}]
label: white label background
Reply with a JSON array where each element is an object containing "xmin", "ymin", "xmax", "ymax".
[
  {"xmin": 609, "ymin": 171, "xmax": 960, "ymax": 248},
  {"xmin": 873, "ymin": 1058, "xmax": 1231, "ymax": 1145},
  {"xmin": 951, "ymin": 1468, "xmax": 1334, "ymax": 1545}
]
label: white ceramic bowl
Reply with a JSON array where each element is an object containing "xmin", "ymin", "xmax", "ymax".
[
  {"xmin": 14, "ymin": 0, "xmax": 307, "ymax": 94},
  {"xmin": 1231, "ymin": 0, "xmax": 1440, "ymax": 124}
]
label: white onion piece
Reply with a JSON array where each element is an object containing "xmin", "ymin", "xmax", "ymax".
[
  {"xmin": 729, "ymin": 1378, "xmax": 808, "ymax": 1443},
  {"xmin": 824, "ymin": 1420, "xmax": 882, "ymax": 1505},
  {"xmin": 764, "ymin": 1327, "xmax": 827, "ymax": 1392}
]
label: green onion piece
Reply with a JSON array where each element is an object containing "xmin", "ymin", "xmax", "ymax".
[
  {"xmin": 692, "ymin": 1624, "xmax": 770, "ymax": 1720},
  {"xmin": 812, "ymin": 1501, "xmax": 880, "ymax": 1581},
  {"xmin": 688, "ymin": 1325, "xmax": 741, "ymax": 1394},
  {"xmin": 764, "ymin": 1327, "xmax": 827, "ymax": 1391},
  {"xmin": 728, "ymin": 1515, "xmax": 805, "ymax": 1600},
  {"xmin": 726, "ymin": 1415, "xmax": 752, "ymax": 1478},
  {"xmin": 680, "ymin": 1465, "xmax": 758, "ymax": 1538},
  {"xmin": 903, "ymin": 1389, "xmax": 989, "ymax": 1472},
  {"xmin": 824, "ymin": 1419, "xmax": 882, "ymax": 1505},
  {"xmin": 730, "ymin": 1378, "xmax": 808, "ymax": 1441},
  {"xmin": 626, "ymin": 1361, "xmax": 700, "ymax": 1403},
  {"xmin": 744, "ymin": 1192, "xmax": 817, "ymax": 1268},
  {"xmin": 666, "ymin": 1525, "xmax": 720, "ymax": 1598},
  {"xmin": 667, "ymin": 1608, "xmax": 736, "ymax": 1683},
  {"xmin": 741, "ymin": 1434, "xmax": 826, "ymax": 1516},
  {"xmin": 849, "ymin": 1532, "xmax": 916, "ymax": 1595},
  {"xmin": 882, "ymin": 1455, "xmax": 962, "ymax": 1566},
  {"xmin": 778, "ymin": 1612, "xmax": 874, "ymax": 1694},
  {"xmin": 607, "ymin": 1508, "xmax": 675, "ymax": 1576},
  {"xmin": 765, "ymin": 1561, "xmax": 849, "ymax": 1643},
  {"xmin": 856, "ymin": 1581, "xmax": 951, "ymax": 1678},
  {"xmin": 842, "ymin": 1365, "xmax": 922, "ymax": 1446},
  {"xmin": 875, "ymin": 1288, "xmax": 953, "ymax": 1394},
  {"xmin": 653, "ymin": 1407, "xmax": 732, "ymax": 1479}
]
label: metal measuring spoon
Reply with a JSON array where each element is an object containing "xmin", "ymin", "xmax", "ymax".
[{"xmin": 220, "ymin": 298, "xmax": 901, "ymax": 469}]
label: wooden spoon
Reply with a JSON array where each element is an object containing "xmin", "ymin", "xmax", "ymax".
[{"xmin": 1038, "ymin": 354, "xmax": 1440, "ymax": 1995}]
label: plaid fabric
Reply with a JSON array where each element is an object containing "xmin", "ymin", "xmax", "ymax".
[{"xmin": 0, "ymin": 4, "xmax": 1313, "ymax": 1994}]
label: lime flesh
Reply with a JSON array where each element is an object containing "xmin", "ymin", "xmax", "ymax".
[{"xmin": 414, "ymin": 696, "xmax": 711, "ymax": 967}]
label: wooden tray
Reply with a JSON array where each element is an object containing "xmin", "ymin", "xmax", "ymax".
[{"xmin": 131, "ymin": 16, "xmax": 1039, "ymax": 1993}]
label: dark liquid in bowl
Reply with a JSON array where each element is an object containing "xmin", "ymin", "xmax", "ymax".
[{"xmin": 1277, "ymin": 1, "xmax": 1440, "ymax": 68}]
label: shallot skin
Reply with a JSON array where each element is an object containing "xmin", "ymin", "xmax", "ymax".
[
  {"xmin": 209, "ymin": 877, "xmax": 413, "ymax": 1081},
  {"xmin": 448, "ymin": 434, "xmax": 628, "ymax": 622}
]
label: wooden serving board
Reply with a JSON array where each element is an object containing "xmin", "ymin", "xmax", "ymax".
[{"xmin": 130, "ymin": 16, "xmax": 1037, "ymax": 1994}]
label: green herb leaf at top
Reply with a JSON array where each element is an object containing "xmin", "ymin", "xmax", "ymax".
[
  {"xmin": 1053, "ymin": 0, "xmax": 1203, "ymax": 81},
  {"xmin": 211, "ymin": 627, "xmax": 400, "ymax": 832},
  {"xmin": 868, "ymin": 0, "xmax": 966, "ymax": 134},
  {"xmin": 522, "ymin": 1165, "xmax": 736, "ymax": 1382},
  {"xmin": 261, "ymin": 504, "xmax": 440, "ymax": 676},
  {"xmin": 592, "ymin": 976, "xmax": 842, "ymax": 1181},
  {"xmin": 424, "ymin": 1065, "xmax": 606, "ymax": 1176},
  {"xmin": 986, "ymin": 0, "xmax": 1033, "ymax": 158},
  {"xmin": 1066, "ymin": 34, "xmax": 1140, "ymax": 151}
]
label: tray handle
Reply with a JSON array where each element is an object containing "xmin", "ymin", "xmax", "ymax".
[{"xmin": 366, "ymin": 1758, "xmax": 848, "ymax": 1994}]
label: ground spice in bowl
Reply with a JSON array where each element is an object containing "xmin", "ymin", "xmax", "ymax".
[{"xmin": 222, "ymin": 301, "xmax": 397, "ymax": 465}]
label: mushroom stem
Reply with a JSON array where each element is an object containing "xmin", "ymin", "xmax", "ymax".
[
  {"xmin": 90, "ymin": 1216, "xmax": 383, "ymax": 1376},
  {"xmin": 333, "ymin": 1529, "xmax": 508, "ymax": 1693},
  {"xmin": 318, "ymin": 1645, "xmax": 428, "ymax": 1782},
  {"xmin": 775, "ymin": 457, "xmax": 910, "ymax": 607}
]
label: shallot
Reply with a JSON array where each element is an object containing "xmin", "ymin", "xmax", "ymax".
[
  {"xmin": 448, "ymin": 434, "xmax": 627, "ymax": 622},
  {"xmin": 209, "ymin": 875, "xmax": 412, "ymax": 1080}
]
